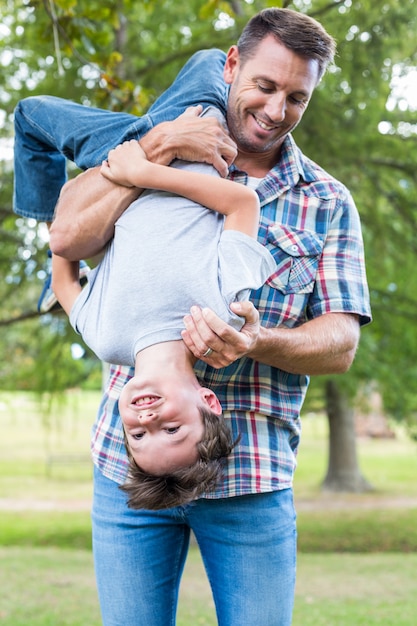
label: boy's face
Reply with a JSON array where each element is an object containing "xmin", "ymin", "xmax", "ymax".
[{"xmin": 119, "ymin": 377, "xmax": 219, "ymax": 474}]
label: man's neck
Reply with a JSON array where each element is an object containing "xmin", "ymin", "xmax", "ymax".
[{"xmin": 234, "ymin": 150, "xmax": 280, "ymax": 178}]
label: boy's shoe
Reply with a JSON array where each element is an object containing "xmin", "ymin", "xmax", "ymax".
[{"xmin": 37, "ymin": 258, "xmax": 90, "ymax": 314}]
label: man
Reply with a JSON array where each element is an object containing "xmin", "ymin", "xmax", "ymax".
[{"xmin": 14, "ymin": 9, "xmax": 371, "ymax": 625}]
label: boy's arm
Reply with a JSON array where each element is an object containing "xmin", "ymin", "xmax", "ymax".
[
  {"xmin": 50, "ymin": 106, "xmax": 237, "ymax": 261},
  {"xmin": 50, "ymin": 254, "xmax": 82, "ymax": 316},
  {"xmin": 50, "ymin": 106, "xmax": 236, "ymax": 260},
  {"xmin": 49, "ymin": 167, "xmax": 141, "ymax": 261},
  {"xmin": 102, "ymin": 141, "xmax": 259, "ymax": 239}
]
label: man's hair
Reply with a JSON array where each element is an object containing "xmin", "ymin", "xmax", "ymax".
[
  {"xmin": 237, "ymin": 8, "xmax": 336, "ymax": 82},
  {"xmin": 120, "ymin": 406, "xmax": 237, "ymax": 510}
]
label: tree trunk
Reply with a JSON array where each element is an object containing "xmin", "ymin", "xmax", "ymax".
[{"xmin": 322, "ymin": 379, "xmax": 373, "ymax": 492}]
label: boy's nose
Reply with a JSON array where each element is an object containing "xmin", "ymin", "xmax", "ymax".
[{"xmin": 138, "ymin": 410, "xmax": 157, "ymax": 424}]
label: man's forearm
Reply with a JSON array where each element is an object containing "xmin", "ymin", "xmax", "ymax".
[
  {"xmin": 49, "ymin": 128, "xmax": 176, "ymax": 261},
  {"xmin": 50, "ymin": 109, "xmax": 236, "ymax": 260},
  {"xmin": 250, "ymin": 313, "xmax": 360, "ymax": 375},
  {"xmin": 49, "ymin": 167, "xmax": 140, "ymax": 260}
]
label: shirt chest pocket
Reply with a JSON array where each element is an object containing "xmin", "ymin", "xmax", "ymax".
[{"xmin": 265, "ymin": 225, "xmax": 324, "ymax": 294}]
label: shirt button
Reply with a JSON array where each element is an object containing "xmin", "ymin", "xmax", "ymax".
[{"xmin": 291, "ymin": 245, "xmax": 298, "ymax": 252}]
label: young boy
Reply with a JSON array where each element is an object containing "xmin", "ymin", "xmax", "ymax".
[{"xmin": 51, "ymin": 107, "xmax": 275, "ymax": 510}]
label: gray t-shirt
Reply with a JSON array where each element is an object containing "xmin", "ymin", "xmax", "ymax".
[{"xmin": 70, "ymin": 152, "xmax": 275, "ymax": 366}]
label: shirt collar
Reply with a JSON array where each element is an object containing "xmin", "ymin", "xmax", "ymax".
[{"xmin": 229, "ymin": 134, "xmax": 310, "ymax": 203}]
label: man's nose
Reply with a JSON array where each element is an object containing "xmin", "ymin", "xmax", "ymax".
[{"xmin": 265, "ymin": 93, "xmax": 286, "ymax": 122}]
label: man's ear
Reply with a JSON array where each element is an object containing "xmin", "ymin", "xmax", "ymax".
[
  {"xmin": 199, "ymin": 388, "xmax": 223, "ymax": 415},
  {"xmin": 223, "ymin": 45, "xmax": 239, "ymax": 85}
]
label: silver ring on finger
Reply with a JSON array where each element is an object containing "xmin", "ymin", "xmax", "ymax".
[{"xmin": 202, "ymin": 347, "xmax": 213, "ymax": 358}]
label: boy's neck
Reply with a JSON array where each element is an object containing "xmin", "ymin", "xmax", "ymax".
[{"xmin": 134, "ymin": 340, "xmax": 199, "ymax": 383}]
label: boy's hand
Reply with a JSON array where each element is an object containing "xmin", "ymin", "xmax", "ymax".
[
  {"xmin": 101, "ymin": 140, "xmax": 148, "ymax": 187},
  {"xmin": 181, "ymin": 301, "xmax": 260, "ymax": 368}
]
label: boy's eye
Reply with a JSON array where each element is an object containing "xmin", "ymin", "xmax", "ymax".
[
  {"xmin": 131, "ymin": 432, "xmax": 144, "ymax": 440},
  {"xmin": 165, "ymin": 427, "xmax": 180, "ymax": 434}
]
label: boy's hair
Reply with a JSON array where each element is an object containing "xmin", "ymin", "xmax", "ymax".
[
  {"xmin": 237, "ymin": 8, "xmax": 336, "ymax": 82},
  {"xmin": 120, "ymin": 406, "xmax": 237, "ymax": 510}
]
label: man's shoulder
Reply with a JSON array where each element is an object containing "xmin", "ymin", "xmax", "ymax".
[{"xmin": 292, "ymin": 141, "xmax": 351, "ymax": 200}]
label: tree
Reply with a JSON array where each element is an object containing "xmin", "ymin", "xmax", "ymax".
[
  {"xmin": 321, "ymin": 380, "xmax": 373, "ymax": 492},
  {"xmin": 294, "ymin": 0, "xmax": 417, "ymax": 489},
  {"xmin": 0, "ymin": 0, "xmax": 254, "ymax": 391}
]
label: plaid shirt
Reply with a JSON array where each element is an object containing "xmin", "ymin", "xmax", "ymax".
[{"xmin": 91, "ymin": 134, "xmax": 371, "ymax": 496}]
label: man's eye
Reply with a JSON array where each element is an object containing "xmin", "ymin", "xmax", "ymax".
[
  {"xmin": 258, "ymin": 83, "xmax": 274, "ymax": 93},
  {"xmin": 165, "ymin": 427, "xmax": 180, "ymax": 434},
  {"xmin": 290, "ymin": 95, "xmax": 307, "ymax": 106}
]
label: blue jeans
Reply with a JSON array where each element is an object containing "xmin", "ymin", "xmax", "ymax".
[
  {"xmin": 92, "ymin": 467, "xmax": 297, "ymax": 626},
  {"xmin": 13, "ymin": 49, "xmax": 228, "ymax": 221}
]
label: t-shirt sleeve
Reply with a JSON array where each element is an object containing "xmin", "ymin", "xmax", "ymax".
[{"xmin": 217, "ymin": 230, "xmax": 276, "ymax": 306}]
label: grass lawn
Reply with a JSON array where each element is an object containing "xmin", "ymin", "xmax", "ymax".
[
  {"xmin": 293, "ymin": 552, "xmax": 417, "ymax": 626},
  {"xmin": 1, "ymin": 390, "xmax": 416, "ymax": 624},
  {"xmin": 1, "ymin": 546, "xmax": 416, "ymax": 626}
]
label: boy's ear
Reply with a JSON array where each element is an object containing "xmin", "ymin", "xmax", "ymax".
[{"xmin": 199, "ymin": 388, "xmax": 222, "ymax": 415}]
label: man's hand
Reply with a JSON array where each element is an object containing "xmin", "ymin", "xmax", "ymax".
[
  {"xmin": 181, "ymin": 301, "xmax": 260, "ymax": 368},
  {"xmin": 141, "ymin": 105, "xmax": 237, "ymax": 177},
  {"xmin": 182, "ymin": 304, "xmax": 361, "ymax": 375},
  {"xmin": 50, "ymin": 106, "xmax": 237, "ymax": 260}
]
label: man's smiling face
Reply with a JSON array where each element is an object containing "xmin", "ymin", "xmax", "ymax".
[{"xmin": 223, "ymin": 35, "xmax": 320, "ymax": 171}]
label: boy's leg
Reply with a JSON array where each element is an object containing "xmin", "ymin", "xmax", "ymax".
[
  {"xmin": 145, "ymin": 48, "xmax": 227, "ymax": 126},
  {"xmin": 13, "ymin": 48, "xmax": 227, "ymax": 223},
  {"xmin": 92, "ymin": 466, "xmax": 190, "ymax": 626},
  {"xmin": 13, "ymin": 97, "xmax": 142, "ymax": 222},
  {"xmin": 189, "ymin": 490, "xmax": 297, "ymax": 626}
]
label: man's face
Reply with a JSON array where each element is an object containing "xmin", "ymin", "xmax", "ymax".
[{"xmin": 224, "ymin": 35, "xmax": 320, "ymax": 172}]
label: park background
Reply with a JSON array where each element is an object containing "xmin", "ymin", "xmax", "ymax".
[{"xmin": 0, "ymin": 0, "xmax": 416, "ymax": 624}]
